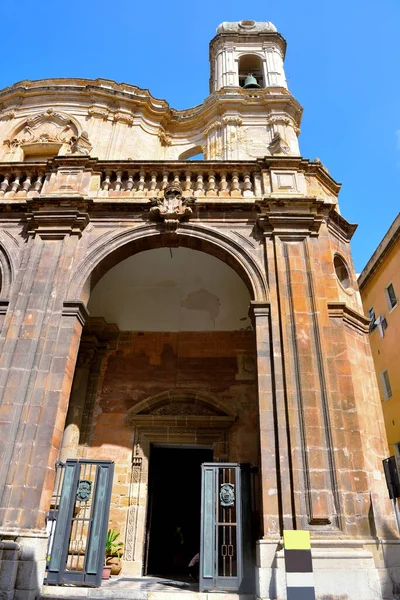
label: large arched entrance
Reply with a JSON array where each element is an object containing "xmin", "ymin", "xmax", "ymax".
[{"xmin": 60, "ymin": 231, "xmax": 266, "ymax": 582}]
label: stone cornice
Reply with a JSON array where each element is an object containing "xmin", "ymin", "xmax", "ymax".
[
  {"xmin": 26, "ymin": 206, "xmax": 90, "ymax": 239},
  {"xmin": 256, "ymin": 197, "xmax": 329, "ymax": 237},
  {"xmin": 0, "ymin": 78, "xmax": 304, "ymax": 134},
  {"xmin": 209, "ymin": 31, "xmax": 287, "ymax": 60},
  {"xmin": 327, "ymin": 208, "xmax": 357, "ymax": 243},
  {"xmin": 62, "ymin": 300, "xmax": 90, "ymax": 327},
  {"xmin": 327, "ymin": 302, "xmax": 370, "ymax": 334},
  {"xmin": 256, "ymin": 198, "xmax": 355, "ymax": 241}
]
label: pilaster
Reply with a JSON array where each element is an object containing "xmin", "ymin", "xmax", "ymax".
[
  {"xmin": 249, "ymin": 301, "xmax": 280, "ymax": 538},
  {"xmin": 0, "ymin": 161, "xmax": 92, "ymax": 534}
]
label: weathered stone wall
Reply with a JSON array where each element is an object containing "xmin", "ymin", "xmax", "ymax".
[{"xmin": 70, "ymin": 330, "xmax": 258, "ymax": 575}]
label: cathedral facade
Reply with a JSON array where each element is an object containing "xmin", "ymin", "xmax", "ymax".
[{"xmin": 0, "ymin": 20, "xmax": 399, "ymax": 600}]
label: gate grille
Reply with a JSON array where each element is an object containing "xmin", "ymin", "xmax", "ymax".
[
  {"xmin": 45, "ymin": 459, "xmax": 114, "ymax": 587},
  {"xmin": 200, "ymin": 463, "xmax": 253, "ymax": 592}
]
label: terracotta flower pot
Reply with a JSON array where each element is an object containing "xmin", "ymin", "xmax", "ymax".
[{"xmin": 102, "ymin": 565, "xmax": 112, "ymax": 580}]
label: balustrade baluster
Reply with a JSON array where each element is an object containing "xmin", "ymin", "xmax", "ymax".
[
  {"xmin": 33, "ymin": 173, "xmax": 44, "ymax": 194},
  {"xmin": 115, "ymin": 170, "xmax": 123, "ymax": 192},
  {"xmin": 173, "ymin": 171, "xmax": 181, "ymax": 188},
  {"xmin": 184, "ymin": 171, "xmax": 192, "ymax": 194},
  {"xmin": 206, "ymin": 171, "xmax": 216, "ymax": 196},
  {"xmin": 162, "ymin": 171, "xmax": 169, "ymax": 189},
  {"xmin": 102, "ymin": 170, "xmax": 112, "ymax": 192},
  {"xmin": 0, "ymin": 174, "xmax": 11, "ymax": 196},
  {"xmin": 219, "ymin": 171, "xmax": 229, "ymax": 197},
  {"xmin": 126, "ymin": 172, "xmax": 134, "ymax": 193},
  {"xmin": 22, "ymin": 174, "xmax": 32, "ymax": 194},
  {"xmin": 149, "ymin": 171, "xmax": 158, "ymax": 196},
  {"xmin": 230, "ymin": 171, "xmax": 241, "ymax": 197},
  {"xmin": 243, "ymin": 171, "xmax": 254, "ymax": 197},
  {"xmin": 11, "ymin": 174, "xmax": 21, "ymax": 194},
  {"xmin": 195, "ymin": 173, "xmax": 204, "ymax": 196},
  {"xmin": 137, "ymin": 170, "xmax": 146, "ymax": 194}
]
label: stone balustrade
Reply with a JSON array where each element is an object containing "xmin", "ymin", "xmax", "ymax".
[
  {"xmin": 0, "ymin": 161, "xmax": 266, "ymax": 201},
  {"xmin": 0, "ymin": 166, "xmax": 45, "ymax": 198},
  {"xmin": 94, "ymin": 162, "xmax": 264, "ymax": 200}
]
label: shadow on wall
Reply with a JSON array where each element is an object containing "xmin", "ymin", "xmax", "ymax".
[
  {"xmin": 0, "ymin": 538, "xmax": 42, "ymax": 600},
  {"xmin": 369, "ymin": 491, "xmax": 400, "ymax": 597}
]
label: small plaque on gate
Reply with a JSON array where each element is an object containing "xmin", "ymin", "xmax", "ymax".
[
  {"xmin": 220, "ymin": 483, "xmax": 235, "ymax": 507},
  {"xmin": 76, "ymin": 479, "xmax": 92, "ymax": 502}
]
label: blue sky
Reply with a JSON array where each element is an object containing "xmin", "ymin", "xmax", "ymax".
[{"xmin": 1, "ymin": 0, "xmax": 399, "ymax": 272}]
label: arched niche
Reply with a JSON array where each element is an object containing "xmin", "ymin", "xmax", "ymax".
[{"xmin": 238, "ymin": 54, "xmax": 265, "ymax": 88}]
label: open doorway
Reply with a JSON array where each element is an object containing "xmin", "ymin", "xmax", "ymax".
[{"xmin": 145, "ymin": 445, "xmax": 213, "ymax": 577}]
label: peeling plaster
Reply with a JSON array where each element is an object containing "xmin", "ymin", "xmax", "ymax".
[{"xmin": 181, "ymin": 287, "xmax": 220, "ymax": 323}]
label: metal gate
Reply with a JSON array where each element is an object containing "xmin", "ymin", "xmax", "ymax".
[
  {"xmin": 200, "ymin": 463, "xmax": 252, "ymax": 592},
  {"xmin": 45, "ymin": 459, "xmax": 114, "ymax": 587}
]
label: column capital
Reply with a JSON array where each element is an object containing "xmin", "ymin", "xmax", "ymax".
[{"xmin": 249, "ymin": 300, "xmax": 270, "ymax": 324}]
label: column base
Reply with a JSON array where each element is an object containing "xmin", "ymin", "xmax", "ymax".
[
  {"xmin": 0, "ymin": 532, "xmax": 47, "ymax": 600},
  {"xmin": 255, "ymin": 538, "xmax": 400, "ymax": 600}
]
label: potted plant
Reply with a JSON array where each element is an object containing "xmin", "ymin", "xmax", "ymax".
[{"xmin": 104, "ymin": 528, "xmax": 124, "ymax": 577}]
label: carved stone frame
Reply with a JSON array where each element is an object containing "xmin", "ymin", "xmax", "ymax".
[{"xmin": 123, "ymin": 392, "xmax": 235, "ymax": 576}]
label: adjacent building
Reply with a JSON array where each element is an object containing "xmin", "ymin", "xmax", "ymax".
[
  {"xmin": 0, "ymin": 19, "xmax": 399, "ymax": 600},
  {"xmin": 358, "ymin": 213, "xmax": 400, "ymax": 455}
]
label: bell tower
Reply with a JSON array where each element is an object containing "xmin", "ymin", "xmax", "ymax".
[
  {"xmin": 209, "ymin": 20, "xmax": 288, "ymax": 93},
  {"xmin": 205, "ymin": 20, "xmax": 301, "ymax": 159}
]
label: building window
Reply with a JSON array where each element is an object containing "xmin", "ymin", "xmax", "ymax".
[
  {"xmin": 386, "ymin": 283, "xmax": 398, "ymax": 311},
  {"xmin": 368, "ymin": 307, "xmax": 376, "ymax": 332},
  {"xmin": 381, "ymin": 369, "xmax": 393, "ymax": 400},
  {"xmin": 333, "ymin": 255, "xmax": 351, "ymax": 289}
]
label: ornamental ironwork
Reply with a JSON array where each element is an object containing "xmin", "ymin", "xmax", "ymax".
[
  {"xmin": 220, "ymin": 482, "xmax": 235, "ymax": 507},
  {"xmin": 76, "ymin": 479, "xmax": 92, "ymax": 502}
]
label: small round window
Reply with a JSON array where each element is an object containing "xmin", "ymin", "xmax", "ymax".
[{"xmin": 334, "ymin": 255, "xmax": 351, "ymax": 289}]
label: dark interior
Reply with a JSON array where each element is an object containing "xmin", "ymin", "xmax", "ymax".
[{"xmin": 145, "ymin": 445, "xmax": 213, "ymax": 577}]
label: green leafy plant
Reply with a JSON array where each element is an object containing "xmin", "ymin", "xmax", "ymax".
[{"xmin": 105, "ymin": 529, "xmax": 124, "ymax": 559}]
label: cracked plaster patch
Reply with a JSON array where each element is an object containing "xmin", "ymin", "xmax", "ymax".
[{"xmin": 180, "ymin": 287, "xmax": 220, "ymax": 322}]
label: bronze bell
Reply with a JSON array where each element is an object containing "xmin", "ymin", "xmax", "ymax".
[{"xmin": 243, "ymin": 74, "xmax": 261, "ymax": 89}]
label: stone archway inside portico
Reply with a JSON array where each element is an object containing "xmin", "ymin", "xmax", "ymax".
[{"xmin": 60, "ymin": 223, "xmax": 272, "ymax": 579}]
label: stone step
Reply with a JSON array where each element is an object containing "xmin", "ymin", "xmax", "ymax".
[
  {"xmin": 40, "ymin": 583, "xmax": 254, "ymax": 600},
  {"xmin": 41, "ymin": 590, "xmax": 254, "ymax": 600}
]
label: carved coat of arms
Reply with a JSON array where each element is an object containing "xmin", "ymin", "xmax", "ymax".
[{"xmin": 149, "ymin": 183, "xmax": 196, "ymax": 232}]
